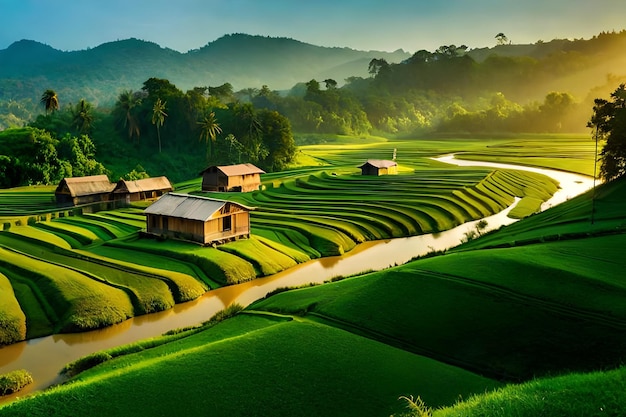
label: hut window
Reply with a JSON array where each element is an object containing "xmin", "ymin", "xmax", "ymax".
[{"xmin": 222, "ymin": 216, "xmax": 232, "ymax": 231}]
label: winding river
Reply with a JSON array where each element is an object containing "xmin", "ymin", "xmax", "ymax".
[{"xmin": 0, "ymin": 156, "xmax": 595, "ymax": 404}]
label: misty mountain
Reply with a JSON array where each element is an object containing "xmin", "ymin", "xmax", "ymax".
[{"xmin": 0, "ymin": 34, "xmax": 410, "ymax": 107}]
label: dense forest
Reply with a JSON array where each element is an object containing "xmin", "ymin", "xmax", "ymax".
[
  {"xmin": 4, "ymin": 78, "xmax": 296, "ymax": 186},
  {"xmin": 1, "ymin": 30, "xmax": 626, "ymax": 186}
]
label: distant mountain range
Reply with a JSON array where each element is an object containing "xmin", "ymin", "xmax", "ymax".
[
  {"xmin": 0, "ymin": 34, "xmax": 410, "ymax": 106},
  {"xmin": 1, "ymin": 31, "xmax": 626, "ymax": 109}
]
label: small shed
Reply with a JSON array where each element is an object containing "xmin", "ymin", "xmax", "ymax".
[
  {"xmin": 55, "ymin": 175, "xmax": 115, "ymax": 206},
  {"xmin": 144, "ymin": 193, "xmax": 254, "ymax": 245},
  {"xmin": 113, "ymin": 176, "xmax": 173, "ymax": 203},
  {"xmin": 358, "ymin": 159, "xmax": 398, "ymax": 176},
  {"xmin": 200, "ymin": 163, "xmax": 265, "ymax": 192}
]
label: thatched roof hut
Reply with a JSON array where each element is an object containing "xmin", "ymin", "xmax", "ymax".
[
  {"xmin": 200, "ymin": 163, "xmax": 265, "ymax": 192},
  {"xmin": 113, "ymin": 176, "xmax": 173, "ymax": 202},
  {"xmin": 55, "ymin": 175, "xmax": 115, "ymax": 205}
]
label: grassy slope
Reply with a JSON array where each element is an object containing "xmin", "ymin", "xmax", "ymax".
[
  {"xmin": 0, "ymin": 135, "xmax": 606, "ymax": 414},
  {"xmin": 0, "ymin": 314, "xmax": 501, "ymax": 417},
  {"xmin": 0, "ymin": 271, "xmax": 26, "ymax": 344},
  {"xmin": 5, "ymin": 176, "xmax": 625, "ymax": 415},
  {"xmin": 249, "ymin": 235, "xmax": 626, "ymax": 381},
  {"xmin": 0, "ymin": 246, "xmax": 135, "ymax": 332},
  {"xmin": 434, "ymin": 365, "xmax": 626, "ymax": 417},
  {"xmin": 452, "ymin": 174, "xmax": 626, "ymax": 252},
  {"xmin": 107, "ymin": 237, "xmax": 257, "ymax": 285}
]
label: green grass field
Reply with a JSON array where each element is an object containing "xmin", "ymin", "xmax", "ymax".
[
  {"xmin": 434, "ymin": 365, "xmax": 626, "ymax": 417},
  {"xmin": 0, "ymin": 314, "xmax": 501, "ymax": 416},
  {"xmin": 0, "ymin": 135, "xmax": 589, "ymax": 340},
  {"xmin": 0, "ymin": 135, "xmax": 571, "ymax": 344},
  {"xmin": 0, "ymin": 134, "xmax": 612, "ymax": 415},
  {"xmin": 0, "ymin": 185, "xmax": 58, "ymax": 217},
  {"xmin": 249, "ymin": 234, "xmax": 626, "ymax": 381}
]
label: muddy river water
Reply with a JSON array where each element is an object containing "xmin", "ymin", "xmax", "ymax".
[{"xmin": 0, "ymin": 155, "xmax": 595, "ymax": 404}]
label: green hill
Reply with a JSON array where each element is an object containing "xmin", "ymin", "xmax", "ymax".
[
  {"xmin": 0, "ymin": 34, "xmax": 409, "ymax": 107},
  {"xmin": 3, "ymin": 171, "xmax": 625, "ymax": 416},
  {"xmin": 434, "ymin": 365, "xmax": 626, "ymax": 417}
]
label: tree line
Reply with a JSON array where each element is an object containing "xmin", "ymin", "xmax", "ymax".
[
  {"xmin": 3, "ymin": 77, "xmax": 296, "ymax": 186},
  {"xmin": 3, "ymin": 29, "xmax": 626, "ymax": 185}
]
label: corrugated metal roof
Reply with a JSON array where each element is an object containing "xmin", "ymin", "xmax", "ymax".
[
  {"xmin": 358, "ymin": 159, "xmax": 397, "ymax": 169},
  {"xmin": 114, "ymin": 176, "xmax": 173, "ymax": 194},
  {"xmin": 201, "ymin": 163, "xmax": 265, "ymax": 177},
  {"xmin": 57, "ymin": 175, "xmax": 115, "ymax": 197},
  {"xmin": 144, "ymin": 193, "xmax": 253, "ymax": 221}
]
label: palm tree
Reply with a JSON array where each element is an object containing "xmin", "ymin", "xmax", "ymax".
[
  {"xmin": 72, "ymin": 99, "xmax": 94, "ymax": 134},
  {"xmin": 234, "ymin": 103, "xmax": 263, "ymax": 161},
  {"xmin": 224, "ymin": 133, "xmax": 243, "ymax": 163},
  {"xmin": 115, "ymin": 90, "xmax": 142, "ymax": 142},
  {"xmin": 40, "ymin": 89, "xmax": 59, "ymax": 114},
  {"xmin": 197, "ymin": 111, "xmax": 222, "ymax": 159},
  {"xmin": 151, "ymin": 98, "xmax": 167, "ymax": 153}
]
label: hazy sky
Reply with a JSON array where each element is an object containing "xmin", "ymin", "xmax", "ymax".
[{"xmin": 1, "ymin": 0, "xmax": 625, "ymax": 53}]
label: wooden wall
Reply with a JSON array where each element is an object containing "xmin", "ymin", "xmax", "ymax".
[
  {"xmin": 203, "ymin": 172, "xmax": 261, "ymax": 192},
  {"xmin": 147, "ymin": 208, "xmax": 250, "ymax": 245}
]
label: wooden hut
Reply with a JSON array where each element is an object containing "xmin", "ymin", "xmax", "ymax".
[
  {"xmin": 113, "ymin": 176, "xmax": 173, "ymax": 203},
  {"xmin": 358, "ymin": 159, "xmax": 398, "ymax": 176},
  {"xmin": 144, "ymin": 193, "xmax": 254, "ymax": 245},
  {"xmin": 55, "ymin": 175, "xmax": 115, "ymax": 206},
  {"xmin": 200, "ymin": 163, "xmax": 265, "ymax": 192}
]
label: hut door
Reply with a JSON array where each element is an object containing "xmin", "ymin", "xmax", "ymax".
[{"xmin": 222, "ymin": 216, "xmax": 232, "ymax": 231}]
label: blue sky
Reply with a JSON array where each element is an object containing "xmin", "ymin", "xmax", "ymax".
[{"xmin": 1, "ymin": 0, "xmax": 625, "ymax": 53}]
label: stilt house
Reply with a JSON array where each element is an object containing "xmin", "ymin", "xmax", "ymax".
[
  {"xmin": 358, "ymin": 159, "xmax": 398, "ymax": 176},
  {"xmin": 55, "ymin": 175, "xmax": 115, "ymax": 206},
  {"xmin": 200, "ymin": 163, "xmax": 265, "ymax": 192},
  {"xmin": 144, "ymin": 193, "xmax": 254, "ymax": 245},
  {"xmin": 113, "ymin": 176, "xmax": 173, "ymax": 203}
]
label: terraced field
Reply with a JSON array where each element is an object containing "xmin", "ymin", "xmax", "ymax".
[
  {"xmin": 0, "ymin": 136, "xmax": 573, "ymax": 345},
  {"xmin": 453, "ymin": 134, "xmax": 596, "ymax": 176},
  {"xmin": 5, "ymin": 174, "xmax": 622, "ymax": 416},
  {"xmin": 209, "ymin": 166, "xmax": 558, "ymax": 256},
  {"xmin": 0, "ymin": 136, "xmax": 576, "ymax": 340},
  {"xmin": 0, "ymin": 186, "xmax": 58, "ymax": 218},
  {"xmin": 2, "ymin": 135, "xmax": 616, "ymax": 416}
]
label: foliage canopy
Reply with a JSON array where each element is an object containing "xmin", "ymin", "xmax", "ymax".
[{"xmin": 589, "ymin": 84, "xmax": 626, "ymax": 181}]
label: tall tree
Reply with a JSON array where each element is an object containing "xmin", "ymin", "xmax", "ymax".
[
  {"xmin": 224, "ymin": 133, "xmax": 243, "ymax": 163},
  {"xmin": 151, "ymin": 98, "xmax": 167, "ymax": 153},
  {"xmin": 323, "ymin": 79, "xmax": 338, "ymax": 90},
  {"xmin": 198, "ymin": 111, "xmax": 222, "ymax": 159},
  {"xmin": 115, "ymin": 90, "xmax": 143, "ymax": 142},
  {"xmin": 72, "ymin": 99, "xmax": 94, "ymax": 135},
  {"xmin": 257, "ymin": 109, "xmax": 295, "ymax": 171},
  {"xmin": 208, "ymin": 83, "xmax": 234, "ymax": 103},
  {"xmin": 588, "ymin": 84, "xmax": 626, "ymax": 181},
  {"xmin": 539, "ymin": 91, "xmax": 576, "ymax": 132},
  {"xmin": 40, "ymin": 89, "xmax": 59, "ymax": 114},
  {"xmin": 368, "ymin": 58, "xmax": 390, "ymax": 76},
  {"xmin": 495, "ymin": 33, "xmax": 509, "ymax": 45}
]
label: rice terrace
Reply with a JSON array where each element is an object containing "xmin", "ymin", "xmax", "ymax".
[{"xmin": 2, "ymin": 7, "xmax": 626, "ymax": 416}]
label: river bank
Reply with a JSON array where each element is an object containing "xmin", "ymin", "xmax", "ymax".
[{"xmin": 0, "ymin": 156, "xmax": 594, "ymax": 404}]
